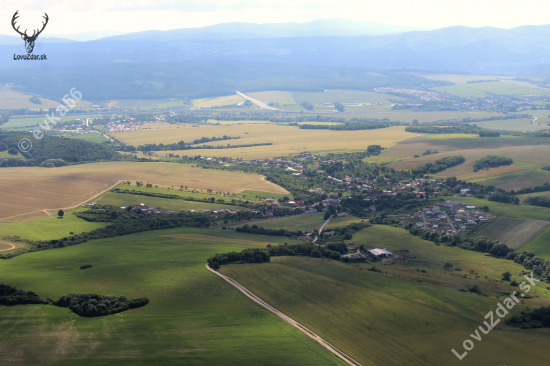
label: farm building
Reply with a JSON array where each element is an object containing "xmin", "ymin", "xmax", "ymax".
[{"xmin": 369, "ymin": 248, "xmax": 393, "ymax": 258}]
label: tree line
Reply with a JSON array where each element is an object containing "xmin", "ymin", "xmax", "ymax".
[
  {"xmin": 0, "ymin": 284, "xmax": 149, "ymax": 317},
  {"xmin": 473, "ymin": 156, "xmax": 513, "ymax": 172},
  {"xmin": 411, "ymin": 156, "xmax": 466, "ymax": 175},
  {"xmin": 0, "ymin": 132, "xmax": 121, "ymax": 168}
]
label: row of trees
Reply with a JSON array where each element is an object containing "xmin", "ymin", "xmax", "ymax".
[
  {"xmin": 411, "ymin": 156, "xmax": 466, "ymax": 175},
  {"xmin": 54, "ymin": 293, "xmax": 149, "ymax": 317},
  {"xmin": 524, "ymin": 196, "xmax": 550, "ymax": 208}
]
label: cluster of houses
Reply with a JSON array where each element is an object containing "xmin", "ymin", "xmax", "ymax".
[
  {"xmin": 407, "ymin": 200, "xmax": 494, "ymax": 234},
  {"xmin": 105, "ymin": 119, "xmax": 142, "ymax": 133}
]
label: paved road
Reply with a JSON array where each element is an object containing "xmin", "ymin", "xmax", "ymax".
[
  {"xmin": 236, "ymin": 91, "xmax": 282, "ymax": 111},
  {"xmin": 205, "ymin": 264, "xmax": 363, "ymax": 366},
  {"xmin": 446, "ymin": 215, "xmax": 457, "ymax": 233}
]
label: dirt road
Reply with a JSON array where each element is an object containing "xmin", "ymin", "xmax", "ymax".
[{"xmin": 205, "ymin": 264, "xmax": 363, "ymax": 366}]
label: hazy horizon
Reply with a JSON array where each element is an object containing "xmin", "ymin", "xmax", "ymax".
[{"xmin": 2, "ymin": 0, "xmax": 550, "ymax": 37}]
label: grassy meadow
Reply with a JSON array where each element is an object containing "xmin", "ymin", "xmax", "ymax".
[
  {"xmin": 0, "ymin": 114, "xmax": 99, "ymax": 130},
  {"xmin": 0, "ymin": 227, "xmax": 344, "ymax": 366},
  {"xmin": 222, "ymin": 224, "xmax": 550, "ymax": 366},
  {"xmin": 67, "ymin": 132, "xmax": 110, "ymax": 144},
  {"xmin": 0, "ymin": 162, "xmax": 287, "ymax": 222},
  {"xmin": 432, "ymin": 81, "xmax": 546, "ymax": 97},
  {"xmin": 466, "ymin": 217, "xmax": 550, "ymax": 250},
  {"xmin": 108, "ymin": 98, "xmax": 189, "ymax": 109},
  {"xmin": 522, "ymin": 227, "xmax": 550, "ymax": 259},
  {"xmin": 0, "ymin": 211, "xmax": 110, "ymax": 242},
  {"xmin": 96, "ymin": 191, "xmax": 241, "ymax": 211},
  {"xmin": 440, "ymin": 196, "xmax": 550, "ymax": 221}
]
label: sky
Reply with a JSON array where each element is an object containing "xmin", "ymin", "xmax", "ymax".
[{"xmin": 1, "ymin": 0, "xmax": 550, "ymax": 38}]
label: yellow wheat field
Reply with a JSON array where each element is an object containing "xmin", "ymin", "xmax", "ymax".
[{"xmin": 112, "ymin": 124, "xmax": 418, "ymax": 159}]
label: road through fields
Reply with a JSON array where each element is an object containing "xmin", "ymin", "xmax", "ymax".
[{"xmin": 206, "ymin": 264, "xmax": 363, "ymax": 366}]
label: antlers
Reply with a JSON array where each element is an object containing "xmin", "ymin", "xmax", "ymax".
[{"xmin": 11, "ymin": 11, "xmax": 49, "ymax": 39}]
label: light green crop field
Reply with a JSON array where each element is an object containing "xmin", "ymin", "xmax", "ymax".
[
  {"xmin": 467, "ymin": 217, "xmax": 550, "ymax": 250},
  {"xmin": 108, "ymin": 98, "xmax": 189, "ymax": 109},
  {"xmin": 324, "ymin": 216, "xmax": 364, "ymax": 229},
  {"xmin": 516, "ymin": 190, "xmax": 550, "ymax": 201},
  {"xmin": 229, "ymin": 213, "xmax": 326, "ymax": 233},
  {"xmin": 290, "ymin": 90, "xmax": 406, "ymax": 104},
  {"xmin": 522, "ymin": 227, "xmax": 550, "ymax": 259},
  {"xmin": 0, "ymin": 227, "xmax": 343, "ymax": 366},
  {"xmin": 474, "ymin": 118, "xmax": 549, "ymax": 131},
  {"xmin": 113, "ymin": 183, "xmax": 261, "ymax": 202},
  {"xmin": 237, "ymin": 190, "xmax": 292, "ymax": 200},
  {"xmin": 96, "ymin": 191, "xmax": 241, "ymax": 211},
  {"xmin": 439, "ymin": 196, "xmax": 550, "ymax": 221},
  {"xmin": 248, "ymin": 91, "xmax": 297, "ymax": 105},
  {"xmin": 0, "ymin": 114, "xmax": 99, "ymax": 129},
  {"xmin": 67, "ymin": 132, "xmax": 110, "ymax": 143},
  {"xmin": 432, "ymin": 81, "xmax": 547, "ymax": 97},
  {"xmin": 192, "ymin": 94, "xmax": 246, "ymax": 108},
  {"xmin": 222, "ymin": 225, "xmax": 550, "ymax": 366},
  {"xmin": 0, "ymin": 150, "xmax": 25, "ymax": 160},
  {"xmin": 0, "ymin": 211, "xmax": 110, "ymax": 242}
]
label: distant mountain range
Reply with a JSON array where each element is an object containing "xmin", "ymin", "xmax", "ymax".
[
  {"xmin": 2, "ymin": 19, "xmax": 550, "ymax": 100},
  {"xmin": 0, "ymin": 18, "xmax": 425, "ymax": 45}
]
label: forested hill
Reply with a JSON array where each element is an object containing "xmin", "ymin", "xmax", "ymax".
[{"xmin": 0, "ymin": 132, "xmax": 121, "ymax": 167}]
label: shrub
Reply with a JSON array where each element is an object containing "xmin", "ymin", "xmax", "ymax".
[
  {"xmin": 468, "ymin": 284, "xmax": 481, "ymax": 294},
  {"xmin": 80, "ymin": 264, "xmax": 92, "ymax": 270}
]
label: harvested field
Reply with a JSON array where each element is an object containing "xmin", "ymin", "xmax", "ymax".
[
  {"xmin": 0, "ymin": 162, "xmax": 287, "ymax": 222},
  {"xmin": 469, "ymin": 217, "xmax": 550, "ymax": 249},
  {"xmin": 113, "ymin": 124, "xmax": 416, "ymax": 160}
]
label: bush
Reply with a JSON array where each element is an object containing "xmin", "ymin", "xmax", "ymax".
[
  {"xmin": 468, "ymin": 284, "xmax": 481, "ymax": 294},
  {"xmin": 7, "ymin": 147, "xmax": 18, "ymax": 155},
  {"xmin": 502, "ymin": 271, "xmax": 512, "ymax": 281},
  {"xmin": 80, "ymin": 264, "xmax": 92, "ymax": 270},
  {"xmin": 310, "ymin": 250, "xmax": 322, "ymax": 258}
]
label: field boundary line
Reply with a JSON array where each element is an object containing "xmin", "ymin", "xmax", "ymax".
[
  {"xmin": 0, "ymin": 180, "xmax": 124, "ymax": 222},
  {"xmin": 205, "ymin": 264, "xmax": 363, "ymax": 366}
]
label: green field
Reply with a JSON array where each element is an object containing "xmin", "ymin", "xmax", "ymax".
[
  {"xmin": 108, "ymin": 98, "xmax": 189, "ymax": 109},
  {"xmin": 230, "ymin": 213, "xmax": 326, "ymax": 233},
  {"xmin": 474, "ymin": 118, "xmax": 549, "ymax": 131},
  {"xmin": 290, "ymin": 90, "xmax": 405, "ymax": 104},
  {"xmin": 467, "ymin": 217, "xmax": 550, "ymax": 249},
  {"xmin": 440, "ymin": 196, "xmax": 550, "ymax": 221},
  {"xmin": 0, "ymin": 227, "xmax": 343, "ymax": 366},
  {"xmin": 237, "ymin": 190, "xmax": 292, "ymax": 200},
  {"xmin": 0, "ymin": 114, "xmax": 99, "ymax": 129},
  {"xmin": 432, "ymin": 81, "xmax": 547, "ymax": 97},
  {"xmin": 0, "ymin": 211, "xmax": 110, "ymax": 241},
  {"xmin": 0, "ymin": 150, "xmax": 25, "ymax": 160},
  {"xmin": 522, "ymin": 227, "xmax": 550, "ymax": 259},
  {"xmin": 222, "ymin": 225, "xmax": 550, "ymax": 366},
  {"xmin": 67, "ymin": 132, "xmax": 110, "ymax": 144},
  {"xmin": 96, "ymin": 191, "xmax": 240, "ymax": 211}
]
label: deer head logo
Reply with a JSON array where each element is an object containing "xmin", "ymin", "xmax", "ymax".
[{"xmin": 12, "ymin": 11, "xmax": 49, "ymax": 54}]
